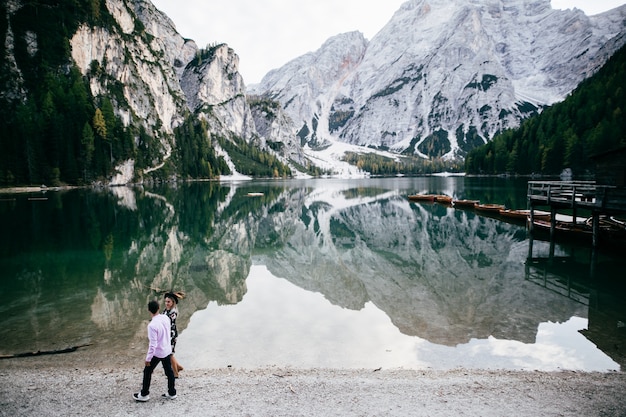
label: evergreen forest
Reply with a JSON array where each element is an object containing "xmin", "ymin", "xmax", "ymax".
[
  {"xmin": 465, "ymin": 44, "xmax": 626, "ymax": 176},
  {"xmin": 0, "ymin": 0, "xmax": 290, "ymax": 187}
]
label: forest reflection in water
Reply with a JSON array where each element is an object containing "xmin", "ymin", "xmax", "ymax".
[{"xmin": 0, "ymin": 177, "xmax": 624, "ymax": 371}]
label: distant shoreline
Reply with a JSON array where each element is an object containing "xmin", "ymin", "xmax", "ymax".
[{"xmin": 0, "ymin": 185, "xmax": 78, "ymax": 194}]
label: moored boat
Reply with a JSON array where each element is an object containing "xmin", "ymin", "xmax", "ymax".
[
  {"xmin": 585, "ymin": 216, "xmax": 626, "ymax": 234},
  {"xmin": 532, "ymin": 216, "xmax": 626, "ymax": 245},
  {"xmin": 408, "ymin": 194, "xmax": 436, "ymax": 202},
  {"xmin": 474, "ymin": 203, "xmax": 505, "ymax": 212},
  {"xmin": 532, "ymin": 219, "xmax": 592, "ymax": 239},
  {"xmin": 499, "ymin": 209, "xmax": 551, "ymax": 221},
  {"xmin": 452, "ymin": 199, "xmax": 479, "ymax": 208},
  {"xmin": 610, "ymin": 216, "xmax": 626, "ymax": 227},
  {"xmin": 433, "ymin": 195, "xmax": 453, "ymax": 204}
]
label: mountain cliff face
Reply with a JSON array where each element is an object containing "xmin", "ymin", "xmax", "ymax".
[
  {"xmin": 69, "ymin": 0, "xmax": 264, "ymax": 181},
  {"xmin": 253, "ymin": 0, "xmax": 626, "ymax": 161},
  {"xmin": 1, "ymin": 0, "xmax": 299, "ymax": 185},
  {"xmin": 2, "ymin": 0, "xmax": 625, "ymax": 183}
]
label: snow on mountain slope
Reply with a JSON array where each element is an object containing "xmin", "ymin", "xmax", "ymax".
[{"xmin": 254, "ymin": 0, "xmax": 626, "ymax": 163}]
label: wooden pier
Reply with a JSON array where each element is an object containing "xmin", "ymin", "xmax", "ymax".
[{"xmin": 527, "ymin": 181, "xmax": 626, "ymax": 247}]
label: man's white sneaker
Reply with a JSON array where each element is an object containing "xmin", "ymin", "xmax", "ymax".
[
  {"xmin": 162, "ymin": 393, "xmax": 177, "ymax": 400},
  {"xmin": 133, "ymin": 392, "xmax": 150, "ymax": 402}
]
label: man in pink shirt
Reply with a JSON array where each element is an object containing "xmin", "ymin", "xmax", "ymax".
[{"xmin": 133, "ymin": 300, "xmax": 177, "ymax": 401}]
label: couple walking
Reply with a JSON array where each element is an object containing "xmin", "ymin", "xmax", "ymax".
[{"xmin": 133, "ymin": 292, "xmax": 184, "ymax": 402}]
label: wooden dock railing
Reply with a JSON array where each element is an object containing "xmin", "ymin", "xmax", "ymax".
[
  {"xmin": 528, "ymin": 181, "xmax": 626, "ymax": 213},
  {"xmin": 527, "ymin": 181, "xmax": 597, "ymax": 208},
  {"xmin": 527, "ymin": 180, "xmax": 626, "ymax": 247}
]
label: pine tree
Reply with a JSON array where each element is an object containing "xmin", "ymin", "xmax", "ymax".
[
  {"xmin": 93, "ymin": 108, "xmax": 107, "ymax": 140},
  {"xmin": 81, "ymin": 122, "xmax": 95, "ymax": 182}
]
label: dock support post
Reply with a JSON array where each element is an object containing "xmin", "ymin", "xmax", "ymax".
[
  {"xmin": 550, "ymin": 207, "xmax": 557, "ymax": 241},
  {"xmin": 591, "ymin": 213, "xmax": 600, "ymax": 248}
]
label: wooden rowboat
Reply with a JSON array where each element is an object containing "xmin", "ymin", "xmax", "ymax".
[
  {"xmin": 452, "ymin": 199, "xmax": 479, "ymax": 208},
  {"xmin": 408, "ymin": 194, "xmax": 436, "ymax": 202},
  {"xmin": 585, "ymin": 216, "xmax": 626, "ymax": 234},
  {"xmin": 532, "ymin": 219, "xmax": 592, "ymax": 239},
  {"xmin": 499, "ymin": 209, "xmax": 551, "ymax": 221},
  {"xmin": 433, "ymin": 195, "xmax": 453, "ymax": 204},
  {"xmin": 474, "ymin": 203, "xmax": 505, "ymax": 212}
]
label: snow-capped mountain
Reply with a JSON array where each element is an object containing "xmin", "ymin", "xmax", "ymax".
[{"xmin": 254, "ymin": 0, "xmax": 626, "ymax": 161}]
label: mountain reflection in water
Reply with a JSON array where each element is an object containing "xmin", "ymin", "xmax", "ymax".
[
  {"xmin": 179, "ymin": 265, "xmax": 616, "ymax": 371},
  {"xmin": 0, "ymin": 178, "xmax": 624, "ymax": 371}
]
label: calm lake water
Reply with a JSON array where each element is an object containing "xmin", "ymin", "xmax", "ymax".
[{"xmin": 1, "ymin": 177, "xmax": 624, "ymax": 371}]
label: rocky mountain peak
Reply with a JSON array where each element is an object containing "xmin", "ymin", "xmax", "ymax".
[{"xmin": 254, "ymin": 0, "xmax": 626, "ymax": 161}]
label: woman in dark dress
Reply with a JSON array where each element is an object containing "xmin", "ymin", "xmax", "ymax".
[{"xmin": 163, "ymin": 292, "xmax": 183, "ymax": 377}]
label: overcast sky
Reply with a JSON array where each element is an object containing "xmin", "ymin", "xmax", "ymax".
[{"xmin": 150, "ymin": 0, "xmax": 626, "ymax": 85}]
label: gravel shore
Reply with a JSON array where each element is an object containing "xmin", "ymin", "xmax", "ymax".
[{"xmin": 1, "ymin": 354, "xmax": 625, "ymax": 417}]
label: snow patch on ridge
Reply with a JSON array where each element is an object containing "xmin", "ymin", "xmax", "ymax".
[{"xmin": 254, "ymin": 0, "xmax": 626, "ymax": 162}]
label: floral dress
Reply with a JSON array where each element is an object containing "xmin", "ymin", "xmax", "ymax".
[{"xmin": 162, "ymin": 307, "xmax": 178, "ymax": 353}]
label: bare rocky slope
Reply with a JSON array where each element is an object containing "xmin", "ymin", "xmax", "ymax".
[{"xmin": 254, "ymin": 0, "xmax": 626, "ymax": 160}]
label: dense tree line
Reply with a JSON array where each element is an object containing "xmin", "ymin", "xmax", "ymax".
[
  {"xmin": 174, "ymin": 116, "xmax": 229, "ymax": 179},
  {"xmin": 0, "ymin": 64, "xmax": 138, "ymax": 185},
  {"xmin": 218, "ymin": 136, "xmax": 292, "ymax": 178},
  {"xmin": 465, "ymin": 44, "xmax": 626, "ymax": 176},
  {"xmin": 0, "ymin": 0, "xmax": 140, "ymax": 186},
  {"xmin": 343, "ymin": 152, "xmax": 463, "ymax": 175}
]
